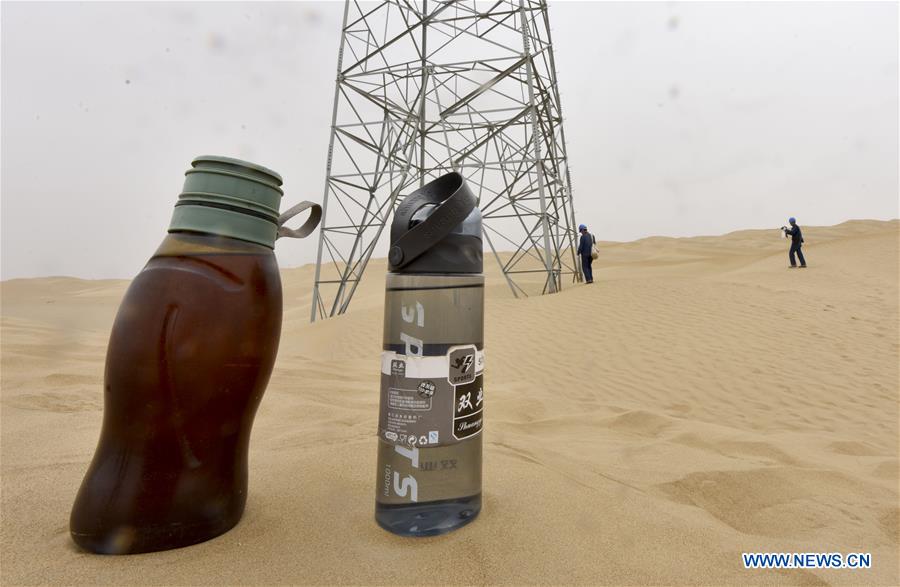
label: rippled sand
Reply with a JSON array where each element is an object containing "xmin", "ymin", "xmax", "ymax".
[{"xmin": 2, "ymin": 219, "xmax": 897, "ymax": 585}]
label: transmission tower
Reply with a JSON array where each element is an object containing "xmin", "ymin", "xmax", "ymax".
[{"xmin": 310, "ymin": 0, "xmax": 580, "ymax": 321}]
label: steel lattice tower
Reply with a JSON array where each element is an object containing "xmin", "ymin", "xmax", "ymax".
[{"xmin": 311, "ymin": 0, "xmax": 579, "ymax": 321}]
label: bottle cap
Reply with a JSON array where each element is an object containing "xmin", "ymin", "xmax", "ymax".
[
  {"xmin": 168, "ymin": 155, "xmax": 285, "ymax": 248},
  {"xmin": 389, "ymin": 172, "xmax": 483, "ymax": 274}
]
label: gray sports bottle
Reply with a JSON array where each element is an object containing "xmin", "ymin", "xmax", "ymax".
[{"xmin": 375, "ymin": 172, "xmax": 484, "ymax": 537}]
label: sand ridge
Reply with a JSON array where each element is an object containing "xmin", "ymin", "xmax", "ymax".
[{"xmin": 2, "ymin": 219, "xmax": 898, "ymax": 585}]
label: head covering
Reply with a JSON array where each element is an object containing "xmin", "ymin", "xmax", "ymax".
[
  {"xmin": 579, "ymin": 224, "xmax": 587, "ymax": 231},
  {"xmin": 788, "ymin": 217, "xmax": 796, "ymax": 224}
]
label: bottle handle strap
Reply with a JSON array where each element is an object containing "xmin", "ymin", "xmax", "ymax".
[
  {"xmin": 277, "ymin": 201, "xmax": 322, "ymax": 240},
  {"xmin": 388, "ymin": 174, "xmax": 476, "ymax": 271}
]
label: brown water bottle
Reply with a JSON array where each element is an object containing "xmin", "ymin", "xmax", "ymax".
[{"xmin": 70, "ymin": 156, "xmax": 320, "ymax": 554}]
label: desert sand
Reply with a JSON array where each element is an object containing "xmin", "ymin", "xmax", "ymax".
[{"xmin": 2, "ymin": 219, "xmax": 898, "ymax": 585}]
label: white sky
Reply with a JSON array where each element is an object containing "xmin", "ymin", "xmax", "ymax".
[{"xmin": 1, "ymin": 1, "xmax": 898, "ymax": 280}]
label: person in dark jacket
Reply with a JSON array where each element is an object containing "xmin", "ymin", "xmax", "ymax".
[
  {"xmin": 576, "ymin": 224, "xmax": 595, "ymax": 284},
  {"xmin": 782, "ymin": 217, "xmax": 807, "ymax": 268}
]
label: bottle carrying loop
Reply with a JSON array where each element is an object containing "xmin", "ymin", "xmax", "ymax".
[
  {"xmin": 388, "ymin": 172, "xmax": 476, "ymax": 271},
  {"xmin": 277, "ymin": 201, "xmax": 322, "ymax": 240}
]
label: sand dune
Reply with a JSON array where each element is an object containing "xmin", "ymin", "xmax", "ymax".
[{"xmin": 2, "ymin": 219, "xmax": 898, "ymax": 585}]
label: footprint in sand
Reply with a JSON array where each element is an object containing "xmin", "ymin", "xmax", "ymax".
[
  {"xmin": 603, "ymin": 410, "xmax": 675, "ymax": 438},
  {"xmin": 871, "ymin": 459, "xmax": 898, "ymax": 481},
  {"xmin": 878, "ymin": 507, "xmax": 899, "ymax": 544},
  {"xmin": 827, "ymin": 440, "xmax": 884, "ymax": 456},
  {"xmin": 655, "ymin": 467, "xmax": 890, "ymax": 538}
]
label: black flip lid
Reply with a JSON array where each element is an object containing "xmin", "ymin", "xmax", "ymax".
[{"xmin": 388, "ymin": 172, "xmax": 482, "ymax": 274}]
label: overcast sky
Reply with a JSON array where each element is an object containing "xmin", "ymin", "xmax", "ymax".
[{"xmin": 2, "ymin": 1, "xmax": 897, "ymax": 280}]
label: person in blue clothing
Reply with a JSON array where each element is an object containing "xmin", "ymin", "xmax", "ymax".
[
  {"xmin": 781, "ymin": 217, "xmax": 807, "ymax": 268},
  {"xmin": 576, "ymin": 224, "xmax": 595, "ymax": 284}
]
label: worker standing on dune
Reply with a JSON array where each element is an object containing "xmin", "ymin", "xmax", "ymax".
[
  {"xmin": 576, "ymin": 224, "xmax": 595, "ymax": 284},
  {"xmin": 782, "ymin": 217, "xmax": 807, "ymax": 268}
]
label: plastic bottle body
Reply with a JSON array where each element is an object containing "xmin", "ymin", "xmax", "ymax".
[
  {"xmin": 70, "ymin": 232, "xmax": 282, "ymax": 554},
  {"xmin": 375, "ymin": 273, "xmax": 484, "ymax": 536}
]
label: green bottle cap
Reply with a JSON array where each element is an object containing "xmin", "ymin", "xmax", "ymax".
[{"xmin": 168, "ymin": 155, "xmax": 285, "ymax": 248}]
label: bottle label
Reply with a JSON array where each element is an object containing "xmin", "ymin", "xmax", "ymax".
[{"xmin": 378, "ymin": 346, "xmax": 484, "ymax": 448}]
